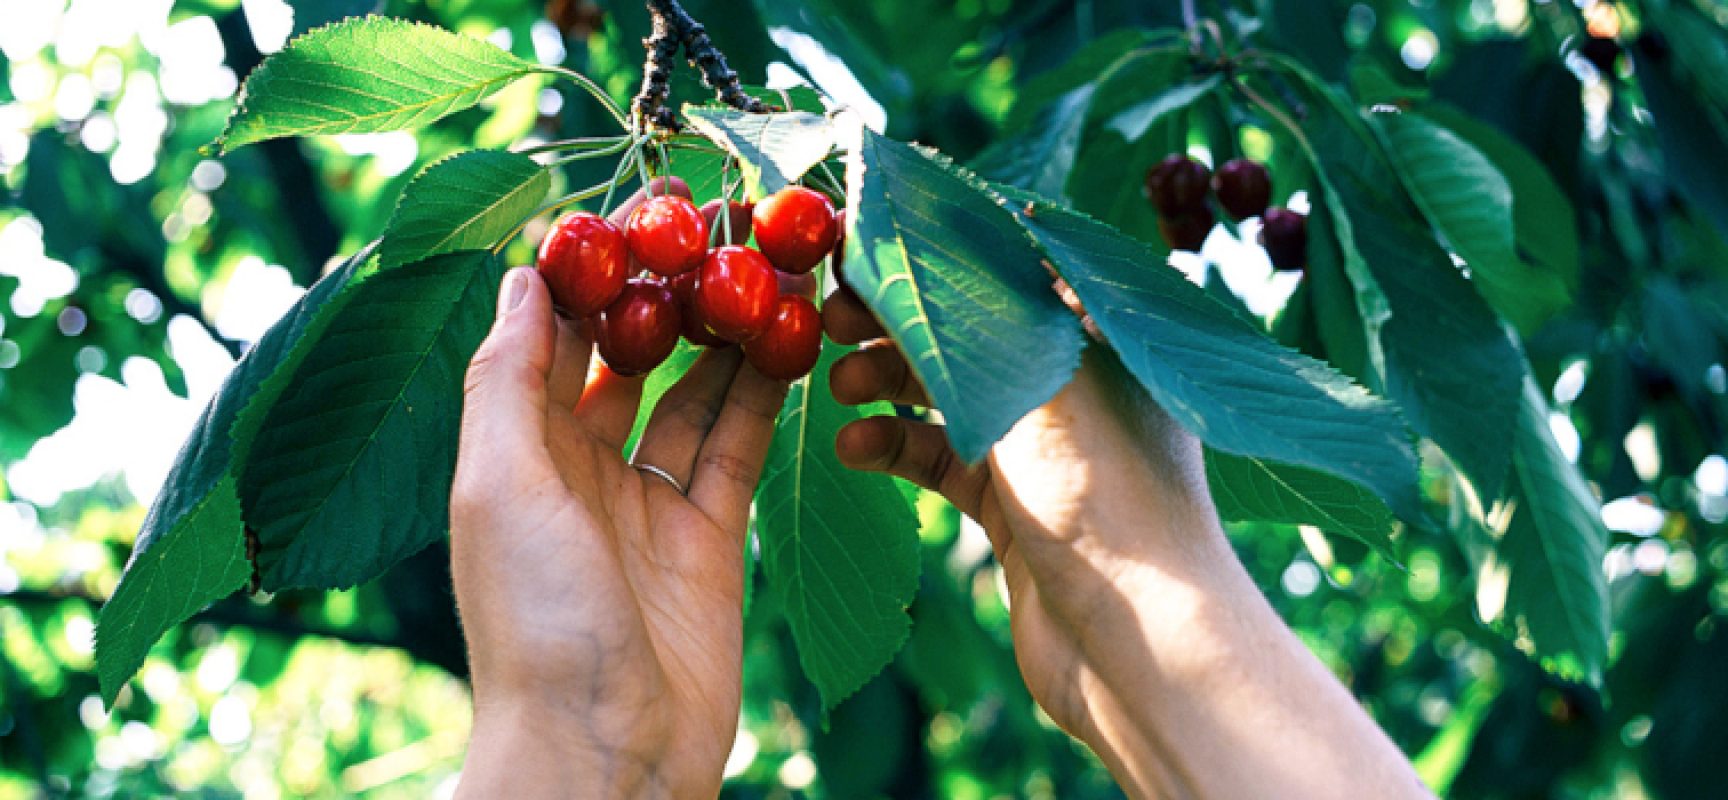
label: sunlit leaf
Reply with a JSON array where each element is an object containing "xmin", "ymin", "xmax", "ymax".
[
  {"xmin": 841, "ymin": 123, "xmax": 1085, "ymax": 462},
  {"xmin": 216, "ymin": 17, "xmax": 543, "ymax": 152}
]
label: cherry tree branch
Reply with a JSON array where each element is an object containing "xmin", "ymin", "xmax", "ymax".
[{"xmin": 631, "ymin": 0, "xmax": 766, "ymax": 131}]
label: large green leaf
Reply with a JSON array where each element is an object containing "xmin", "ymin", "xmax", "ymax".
[
  {"xmin": 683, "ymin": 107, "xmax": 836, "ymax": 200},
  {"xmin": 1476, "ymin": 378, "xmax": 1610, "ymax": 684},
  {"xmin": 1423, "ymin": 105, "xmax": 1580, "ymax": 315},
  {"xmin": 238, "ymin": 251, "xmax": 502, "ymax": 590},
  {"xmin": 840, "ymin": 124, "xmax": 1085, "ymax": 462},
  {"xmin": 95, "ymin": 247, "xmax": 377, "ymax": 704},
  {"xmin": 756, "ymin": 345, "xmax": 920, "ymax": 711},
  {"xmin": 1379, "ymin": 112, "xmax": 1572, "ymax": 334},
  {"xmin": 1004, "ymin": 195, "xmax": 1422, "ymax": 531},
  {"xmin": 377, "ymin": 150, "xmax": 549, "ymax": 270},
  {"xmin": 1273, "ymin": 60, "xmax": 1523, "ymax": 505},
  {"xmin": 216, "ymin": 17, "xmax": 542, "ymax": 152},
  {"xmin": 1205, "ymin": 450, "xmax": 1396, "ymax": 548}
]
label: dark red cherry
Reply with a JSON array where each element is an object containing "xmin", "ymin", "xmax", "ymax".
[
  {"xmin": 667, "ymin": 269, "xmax": 729, "ymax": 348},
  {"xmin": 536, "ymin": 211, "xmax": 628, "ymax": 316},
  {"xmin": 1145, "ymin": 155, "xmax": 1212, "ymax": 216},
  {"xmin": 753, "ymin": 186, "xmax": 839, "ymax": 275},
  {"xmin": 1213, "ymin": 159, "xmax": 1273, "ymax": 221},
  {"xmin": 1260, "ymin": 207, "xmax": 1308, "ymax": 272},
  {"xmin": 695, "ymin": 245, "xmax": 779, "ymax": 343},
  {"xmin": 743, "ymin": 295, "xmax": 822, "ymax": 380},
  {"xmin": 595, "ymin": 278, "xmax": 681, "ymax": 376},
  {"xmin": 626, "ymin": 194, "xmax": 709, "ymax": 276},
  {"xmin": 1158, "ymin": 207, "xmax": 1215, "ymax": 252}
]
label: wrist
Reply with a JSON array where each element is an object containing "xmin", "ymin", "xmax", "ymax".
[{"xmin": 460, "ymin": 695, "xmax": 716, "ymax": 799}]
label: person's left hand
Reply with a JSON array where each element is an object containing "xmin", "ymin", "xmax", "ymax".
[{"xmin": 451, "ymin": 182, "xmax": 787, "ymax": 798}]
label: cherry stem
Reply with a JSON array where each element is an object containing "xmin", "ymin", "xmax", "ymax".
[
  {"xmin": 514, "ymin": 136, "xmax": 631, "ymax": 158},
  {"xmin": 547, "ymin": 66, "xmax": 630, "ymax": 131},
  {"xmin": 600, "ymin": 134, "xmax": 649, "ymax": 217},
  {"xmin": 632, "ymin": 0, "xmax": 767, "ymax": 133}
]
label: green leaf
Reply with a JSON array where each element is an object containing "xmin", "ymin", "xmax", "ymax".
[
  {"xmin": 1104, "ymin": 72, "xmax": 1221, "ymax": 141},
  {"xmin": 377, "ymin": 150, "xmax": 549, "ymax": 270},
  {"xmin": 1476, "ymin": 378, "xmax": 1610, "ymax": 684},
  {"xmin": 971, "ymin": 84, "xmax": 1096, "ymax": 201},
  {"xmin": 682, "ymin": 107, "xmax": 835, "ymax": 200},
  {"xmin": 756, "ymin": 345, "xmax": 920, "ymax": 712},
  {"xmin": 1004, "ymin": 195, "xmax": 1423, "ymax": 529},
  {"xmin": 1273, "ymin": 60, "xmax": 1524, "ymax": 504},
  {"xmin": 1378, "ymin": 112, "xmax": 1571, "ymax": 334},
  {"xmin": 96, "ymin": 247, "xmax": 377, "ymax": 704},
  {"xmin": 1205, "ymin": 450, "xmax": 1396, "ymax": 549},
  {"xmin": 238, "ymin": 251, "xmax": 502, "ymax": 590},
  {"xmin": 1638, "ymin": 1, "xmax": 1728, "ymax": 242},
  {"xmin": 840, "ymin": 124, "xmax": 1085, "ymax": 462},
  {"xmin": 216, "ymin": 17, "xmax": 542, "ymax": 152}
]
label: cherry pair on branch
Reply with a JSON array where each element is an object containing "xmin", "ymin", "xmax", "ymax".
[{"xmin": 535, "ymin": 184, "xmax": 840, "ymax": 380}]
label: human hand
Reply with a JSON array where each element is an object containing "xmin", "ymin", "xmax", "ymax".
[
  {"xmin": 826, "ymin": 286, "xmax": 1430, "ymax": 799},
  {"xmin": 451, "ymin": 182, "xmax": 788, "ymax": 798}
]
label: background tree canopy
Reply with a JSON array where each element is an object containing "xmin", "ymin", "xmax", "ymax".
[{"xmin": 4, "ymin": 0, "xmax": 1728, "ymax": 797}]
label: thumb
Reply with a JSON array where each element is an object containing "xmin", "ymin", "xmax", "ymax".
[{"xmin": 459, "ymin": 267, "xmax": 557, "ymax": 464}]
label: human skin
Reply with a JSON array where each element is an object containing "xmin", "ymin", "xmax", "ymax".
[
  {"xmin": 823, "ymin": 288, "xmax": 1434, "ymax": 799},
  {"xmin": 452, "ymin": 186, "xmax": 1432, "ymax": 798}
]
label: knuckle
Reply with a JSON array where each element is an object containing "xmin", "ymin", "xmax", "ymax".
[{"xmin": 699, "ymin": 453, "xmax": 760, "ymax": 487}]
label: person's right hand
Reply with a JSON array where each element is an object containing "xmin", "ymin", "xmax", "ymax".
[{"xmin": 824, "ymin": 285, "xmax": 1432, "ymax": 799}]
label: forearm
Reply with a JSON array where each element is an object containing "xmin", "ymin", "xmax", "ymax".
[{"xmin": 993, "ymin": 360, "xmax": 1430, "ymax": 798}]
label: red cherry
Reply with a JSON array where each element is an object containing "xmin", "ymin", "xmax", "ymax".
[
  {"xmin": 1260, "ymin": 207, "xmax": 1308, "ymax": 272},
  {"xmin": 626, "ymin": 194, "xmax": 709, "ymax": 276},
  {"xmin": 666, "ymin": 270, "xmax": 729, "ymax": 347},
  {"xmin": 753, "ymin": 186, "xmax": 838, "ymax": 274},
  {"xmin": 1213, "ymin": 159, "xmax": 1273, "ymax": 221},
  {"xmin": 1145, "ymin": 155, "xmax": 1211, "ymax": 217},
  {"xmin": 700, "ymin": 198, "xmax": 754, "ymax": 246},
  {"xmin": 695, "ymin": 245, "xmax": 778, "ymax": 343},
  {"xmin": 744, "ymin": 294, "xmax": 822, "ymax": 380},
  {"xmin": 595, "ymin": 278, "xmax": 681, "ymax": 376},
  {"xmin": 1158, "ymin": 207, "xmax": 1214, "ymax": 252},
  {"xmin": 536, "ymin": 211, "xmax": 628, "ymax": 316}
]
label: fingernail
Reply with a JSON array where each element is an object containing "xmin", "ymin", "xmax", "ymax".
[{"xmin": 498, "ymin": 268, "xmax": 530, "ymax": 317}]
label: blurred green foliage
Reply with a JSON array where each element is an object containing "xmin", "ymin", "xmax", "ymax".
[{"xmin": 3, "ymin": 0, "xmax": 1728, "ymax": 797}]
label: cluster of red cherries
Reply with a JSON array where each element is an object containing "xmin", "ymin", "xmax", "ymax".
[
  {"xmin": 1145, "ymin": 155, "xmax": 1308, "ymax": 272},
  {"xmin": 535, "ymin": 185, "xmax": 840, "ymax": 380}
]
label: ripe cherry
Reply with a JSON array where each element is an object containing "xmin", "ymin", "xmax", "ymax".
[
  {"xmin": 753, "ymin": 186, "xmax": 838, "ymax": 274},
  {"xmin": 626, "ymin": 194, "xmax": 709, "ymax": 276},
  {"xmin": 1213, "ymin": 159, "xmax": 1273, "ymax": 220},
  {"xmin": 1260, "ymin": 207, "xmax": 1308, "ymax": 272},
  {"xmin": 595, "ymin": 278, "xmax": 681, "ymax": 376},
  {"xmin": 1145, "ymin": 155, "xmax": 1211, "ymax": 216},
  {"xmin": 695, "ymin": 245, "xmax": 779, "ymax": 343},
  {"xmin": 667, "ymin": 270, "xmax": 729, "ymax": 348},
  {"xmin": 1158, "ymin": 207, "xmax": 1214, "ymax": 253},
  {"xmin": 700, "ymin": 198, "xmax": 754, "ymax": 246},
  {"xmin": 536, "ymin": 211, "xmax": 628, "ymax": 316},
  {"xmin": 744, "ymin": 294, "xmax": 822, "ymax": 381}
]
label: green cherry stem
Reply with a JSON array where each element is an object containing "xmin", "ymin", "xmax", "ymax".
[{"xmin": 546, "ymin": 66, "xmax": 630, "ymax": 131}]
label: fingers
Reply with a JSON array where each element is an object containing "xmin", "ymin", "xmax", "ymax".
[
  {"xmin": 822, "ymin": 287, "xmax": 885, "ymax": 345},
  {"xmin": 829, "ymin": 342, "xmax": 929, "ymax": 407},
  {"xmin": 545, "ymin": 314, "xmax": 594, "ymax": 412},
  {"xmin": 630, "ymin": 348, "xmax": 745, "ymax": 489},
  {"xmin": 456, "ymin": 268, "xmax": 559, "ymax": 501},
  {"xmin": 572, "ymin": 365, "xmax": 645, "ymax": 452},
  {"xmin": 835, "ymin": 416, "xmax": 989, "ymax": 520},
  {"xmin": 687, "ymin": 362, "xmax": 790, "ymax": 538}
]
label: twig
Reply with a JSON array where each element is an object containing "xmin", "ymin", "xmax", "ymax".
[{"xmin": 630, "ymin": 0, "xmax": 766, "ymax": 132}]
